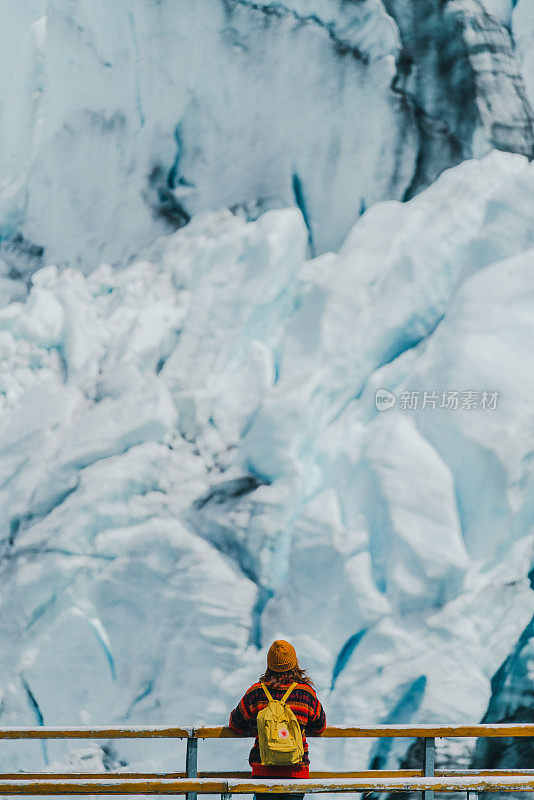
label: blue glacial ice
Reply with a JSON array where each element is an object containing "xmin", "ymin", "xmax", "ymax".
[{"xmin": 1, "ymin": 0, "xmax": 534, "ymax": 777}]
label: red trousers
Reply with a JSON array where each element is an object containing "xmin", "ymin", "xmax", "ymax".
[{"xmin": 251, "ymin": 763, "xmax": 310, "ymax": 778}]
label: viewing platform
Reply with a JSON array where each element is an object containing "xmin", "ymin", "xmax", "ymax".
[{"xmin": 1, "ymin": 723, "xmax": 533, "ymax": 797}]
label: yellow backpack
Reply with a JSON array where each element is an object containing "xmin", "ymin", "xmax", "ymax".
[{"xmin": 257, "ymin": 682, "xmax": 304, "ymax": 765}]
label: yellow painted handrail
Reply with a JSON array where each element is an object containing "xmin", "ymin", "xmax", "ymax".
[
  {"xmin": 3, "ymin": 770, "xmax": 534, "ymax": 780},
  {"xmin": 0, "ymin": 776, "xmax": 534, "ymax": 795},
  {"xmin": 0, "ymin": 726, "xmax": 191, "ymax": 739},
  {"xmin": 194, "ymin": 723, "xmax": 534, "ymax": 738},
  {"xmin": 1, "ymin": 722, "xmax": 533, "ymax": 738},
  {"xmin": 2, "ymin": 724, "xmax": 532, "ymax": 796}
]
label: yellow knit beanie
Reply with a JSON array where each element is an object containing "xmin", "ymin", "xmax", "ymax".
[{"xmin": 267, "ymin": 640, "xmax": 297, "ymax": 672}]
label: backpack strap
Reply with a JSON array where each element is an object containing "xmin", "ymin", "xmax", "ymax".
[
  {"xmin": 261, "ymin": 682, "xmax": 274, "ymax": 702},
  {"xmin": 280, "ymin": 682, "xmax": 298, "ymax": 704}
]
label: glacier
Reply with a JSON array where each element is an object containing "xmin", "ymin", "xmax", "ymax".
[
  {"xmin": 1, "ymin": 0, "xmax": 534, "ymax": 781},
  {"xmin": 2, "ymin": 0, "xmax": 534, "ymax": 273}
]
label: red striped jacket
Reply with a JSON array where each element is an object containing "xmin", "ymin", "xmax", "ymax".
[{"xmin": 228, "ymin": 681, "xmax": 326, "ymax": 766}]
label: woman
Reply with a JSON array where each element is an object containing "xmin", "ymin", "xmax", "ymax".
[{"xmin": 229, "ymin": 640, "xmax": 326, "ymax": 800}]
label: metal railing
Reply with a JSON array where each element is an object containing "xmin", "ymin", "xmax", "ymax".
[{"xmin": 1, "ymin": 723, "xmax": 533, "ymax": 797}]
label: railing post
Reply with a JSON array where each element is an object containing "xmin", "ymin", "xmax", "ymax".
[
  {"xmin": 422, "ymin": 736, "xmax": 435, "ymax": 800},
  {"xmin": 186, "ymin": 730, "xmax": 198, "ymax": 800}
]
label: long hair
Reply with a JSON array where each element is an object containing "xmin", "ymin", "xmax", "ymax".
[{"xmin": 258, "ymin": 665, "xmax": 314, "ymax": 690}]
